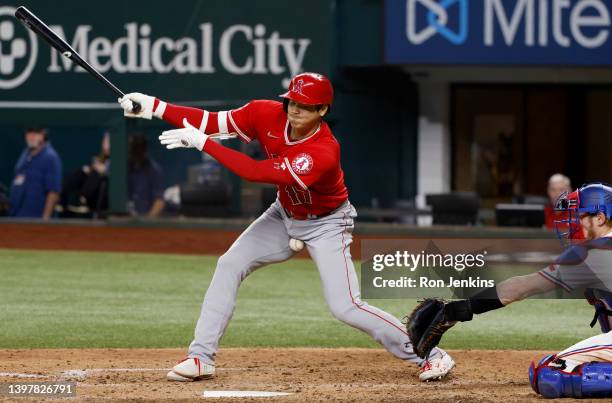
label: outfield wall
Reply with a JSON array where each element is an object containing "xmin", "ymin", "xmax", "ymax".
[{"xmin": 0, "ymin": 219, "xmax": 554, "ymax": 259}]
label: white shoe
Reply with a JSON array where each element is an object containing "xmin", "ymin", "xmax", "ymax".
[
  {"xmin": 167, "ymin": 357, "xmax": 215, "ymax": 381},
  {"xmin": 166, "ymin": 370, "xmax": 195, "ymax": 382},
  {"xmin": 419, "ymin": 352, "xmax": 455, "ymax": 382}
]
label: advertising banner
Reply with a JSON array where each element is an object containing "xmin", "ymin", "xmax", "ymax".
[{"xmin": 385, "ymin": 0, "xmax": 612, "ymax": 65}]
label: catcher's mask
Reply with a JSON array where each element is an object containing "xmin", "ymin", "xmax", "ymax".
[{"xmin": 554, "ymin": 182, "xmax": 612, "ymax": 246}]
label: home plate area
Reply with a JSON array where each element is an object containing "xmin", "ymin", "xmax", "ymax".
[{"xmin": 0, "ymin": 348, "xmax": 549, "ymax": 401}]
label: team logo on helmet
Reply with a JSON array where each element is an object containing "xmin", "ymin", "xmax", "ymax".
[
  {"xmin": 292, "ymin": 79, "xmax": 304, "ymax": 95},
  {"xmin": 291, "ymin": 153, "xmax": 313, "ymax": 174}
]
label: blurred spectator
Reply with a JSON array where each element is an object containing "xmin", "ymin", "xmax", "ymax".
[
  {"xmin": 544, "ymin": 173, "xmax": 572, "ymax": 229},
  {"xmin": 60, "ymin": 132, "xmax": 110, "ymax": 218},
  {"xmin": 128, "ymin": 134, "xmax": 165, "ymax": 217},
  {"xmin": 9, "ymin": 127, "xmax": 62, "ymax": 219},
  {"xmin": 0, "ymin": 182, "xmax": 9, "ymax": 216}
]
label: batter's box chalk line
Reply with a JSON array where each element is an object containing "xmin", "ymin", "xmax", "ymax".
[
  {"xmin": 60, "ymin": 366, "xmax": 278, "ymax": 379},
  {"xmin": 0, "ymin": 372, "xmax": 47, "ymax": 379},
  {"xmin": 61, "ymin": 368, "xmax": 168, "ymax": 379},
  {"xmin": 59, "ymin": 367, "xmax": 284, "ymax": 378},
  {"xmin": 203, "ymin": 391, "xmax": 293, "ymax": 398}
]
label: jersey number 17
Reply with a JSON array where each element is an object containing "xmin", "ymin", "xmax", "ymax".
[{"xmin": 284, "ymin": 185, "xmax": 312, "ymax": 205}]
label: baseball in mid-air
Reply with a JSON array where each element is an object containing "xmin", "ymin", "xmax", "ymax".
[{"xmin": 289, "ymin": 238, "xmax": 304, "ymax": 252}]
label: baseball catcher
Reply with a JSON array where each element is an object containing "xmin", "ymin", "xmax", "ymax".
[{"xmin": 406, "ymin": 183, "xmax": 612, "ymax": 398}]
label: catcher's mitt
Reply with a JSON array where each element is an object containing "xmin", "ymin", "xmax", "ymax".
[{"xmin": 405, "ymin": 298, "xmax": 457, "ymax": 359}]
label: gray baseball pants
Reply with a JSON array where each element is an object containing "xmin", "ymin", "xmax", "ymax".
[{"xmin": 187, "ymin": 200, "xmax": 444, "ymax": 365}]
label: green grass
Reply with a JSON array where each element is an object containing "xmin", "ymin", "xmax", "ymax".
[{"xmin": 0, "ymin": 249, "xmax": 599, "ymax": 350}]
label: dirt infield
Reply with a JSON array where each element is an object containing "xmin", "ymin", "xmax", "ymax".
[{"xmin": 0, "ymin": 348, "xmax": 559, "ymax": 402}]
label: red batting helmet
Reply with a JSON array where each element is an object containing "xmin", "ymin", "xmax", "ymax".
[{"xmin": 279, "ymin": 72, "xmax": 334, "ymax": 106}]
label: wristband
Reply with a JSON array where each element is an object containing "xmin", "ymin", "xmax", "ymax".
[
  {"xmin": 444, "ymin": 287, "xmax": 505, "ymax": 322},
  {"xmin": 153, "ymin": 99, "xmax": 167, "ymax": 119}
]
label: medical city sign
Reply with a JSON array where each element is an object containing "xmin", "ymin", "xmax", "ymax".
[
  {"xmin": 385, "ymin": 0, "xmax": 612, "ymax": 65},
  {"xmin": 0, "ymin": 0, "xmax": 329, "ymax": 102}
]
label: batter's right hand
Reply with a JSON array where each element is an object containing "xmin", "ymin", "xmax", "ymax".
[{"xmin": 119, "ymin": 92, "xmax": 157, "ymax": 120}]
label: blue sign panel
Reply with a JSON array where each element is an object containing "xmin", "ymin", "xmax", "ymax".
[{"xmin": 385, "ymin": 0, "xmax": 612, "ymax": 65}]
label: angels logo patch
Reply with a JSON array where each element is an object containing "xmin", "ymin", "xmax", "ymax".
[
  {"xmin": 292, "ymin": 79, "xmax": 304, "ymax": 95},
  {"xmin": 291, "ymin": 153, "xmax": 313, "ymax": 174}
]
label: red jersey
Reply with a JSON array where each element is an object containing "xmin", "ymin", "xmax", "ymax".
[
  {"xmin": 156, "ymin": 99, "xmax": 349, "ymax": 217},
  {"xmin": 544, "ymin": 204, "xmax": 556, "ymax": 229}
]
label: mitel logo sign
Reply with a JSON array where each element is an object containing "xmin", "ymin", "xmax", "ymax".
[
  {"xmin": 388, "ymin": 0, "xmax": 612, "ymax": 65},
  {"xmin": 405, "ymin": 0, "xmax": 611, "ymax": 49},
  {"xmin": 407, "ymin": 0, "xmax": 468, "ymax": 45}
]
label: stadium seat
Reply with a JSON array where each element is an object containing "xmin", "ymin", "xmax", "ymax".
[
  {"xmin": 180, "ymin": 182, "xmax": 232, "ymax": 217},
  {"xmin": 426, "ymin": 192, "xmax": 480, "ymax": 225}
]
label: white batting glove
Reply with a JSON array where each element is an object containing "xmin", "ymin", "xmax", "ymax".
[
  {"xmin": 159, "ymin": 118, "xmax": 208, "ymax": 151},
  {"xmin": 118, "ymin": 92, "xmax": 164, "ymax": 120}
]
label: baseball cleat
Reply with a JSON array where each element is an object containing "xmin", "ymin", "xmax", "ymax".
[
  {"xmin": 418, "ymin": 352, "xmax": 455, "ymax": 382},
  {"xmin": 167, "ymin": 357, "xmax": 215, "ymax": 381},
  {"xmin": 166, "ymin": 370, "xmax": 195, "ymax": 382}
]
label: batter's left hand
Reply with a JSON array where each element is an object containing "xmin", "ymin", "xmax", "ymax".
[{"xmin": 159, "ymin": 118, "xmax": 208, "ymax": 151}]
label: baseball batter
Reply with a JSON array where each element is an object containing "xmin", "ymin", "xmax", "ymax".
[
  {"xmin": 118, "ymin": 73, "xmax": 455, "ymax": 382},
  {"xmin": 407, "ymin": 183, "xmax": 612, "ymax": 398}
]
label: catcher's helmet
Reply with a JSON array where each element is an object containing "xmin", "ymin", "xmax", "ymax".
[
  {"xmin": 554, "ymin": 182, "xmax": 612, "ymax": 243},
  {"xmin": 279, "ymin": 72, "xmax": 333, "ymax": 106}
]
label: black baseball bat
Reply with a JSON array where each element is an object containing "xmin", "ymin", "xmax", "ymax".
[{"xmin": 14, "ymin": 6, "xmax": 141, "ymax": 113}]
